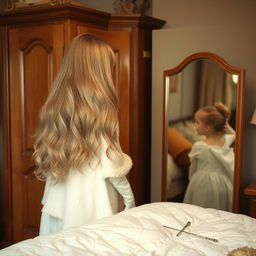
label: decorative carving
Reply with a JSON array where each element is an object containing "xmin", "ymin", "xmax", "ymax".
[
  {"xmin": 3, "ymin": 0, "xmax": 79, "ymax": 12},
  {"xmin": 113, "ymin": 0, "xmax": 150, "ymax": 14},
  {"xmin": 137, "ymin": 0, "xmax": 150, "ymax": 14}
]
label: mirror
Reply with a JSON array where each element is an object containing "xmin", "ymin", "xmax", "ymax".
[{"xmin": 161, "ymin": 52, "xmax": 245, "ymax": 213}]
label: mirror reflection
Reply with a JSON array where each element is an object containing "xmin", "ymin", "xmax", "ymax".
[{"xmin": 164, "ymin": 58, "xmax": 239, "ymax": 212}]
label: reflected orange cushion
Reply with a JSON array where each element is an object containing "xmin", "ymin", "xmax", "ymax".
[{"xmin": 168, "ymin": 127, "xmax": 192, "ymax": 168}]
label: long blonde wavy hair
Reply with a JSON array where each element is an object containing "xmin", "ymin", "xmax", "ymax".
[{"xmin": 33, "ymin": 34, "xmax": 121, "ymax": 181}]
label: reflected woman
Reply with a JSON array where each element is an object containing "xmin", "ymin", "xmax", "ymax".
[{"xmin": 183, "ymin": 102, "xmax": 235, "ymax": 211}]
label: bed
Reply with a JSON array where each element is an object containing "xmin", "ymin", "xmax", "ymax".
[{"xmin": 1, "ymin": 202, "xmax": 255, "ymax": 256}]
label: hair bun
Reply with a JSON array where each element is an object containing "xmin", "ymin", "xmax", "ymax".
[{"xmin": 214, "ymin": 102, "xmax": 230, "ymax": 120}]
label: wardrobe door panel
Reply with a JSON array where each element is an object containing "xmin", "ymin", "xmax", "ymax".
[
  {"xmin": 77, "ymin": 26, "xmax": 131, "ymax": 155},
  {"xmin": 9, "ymin": 23, "xmax": 64, "ymax": 242}
]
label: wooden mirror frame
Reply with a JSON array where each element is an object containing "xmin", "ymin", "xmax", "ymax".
[{"xmin": 161, "ymin": 52, "xmax": 245, "ymax": 213}]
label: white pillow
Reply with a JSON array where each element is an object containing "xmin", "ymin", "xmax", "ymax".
[{"xmin": 167, "ymin": 154, "xmax": 186, "ymax": 184}]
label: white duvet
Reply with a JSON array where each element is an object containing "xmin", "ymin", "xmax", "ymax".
[{"xmin": 1, "ymin": 202, "xmax": 255, "ymax": 256}]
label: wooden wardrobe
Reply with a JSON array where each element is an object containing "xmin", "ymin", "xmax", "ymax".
[{"xmin": 0, "ymin": 3, "xmax": 165, "ymax": 245}]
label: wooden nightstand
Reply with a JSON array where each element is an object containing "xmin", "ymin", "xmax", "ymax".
[{"xmin": 244, "ymin": 183, "xmax": 256, "ymax": 218}]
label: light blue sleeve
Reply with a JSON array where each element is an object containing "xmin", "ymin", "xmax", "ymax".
[
  {"xmin": 41, "ymin": 176, "xmax": 54, "ymax": 205},
  {"xmin": 188, "ymin": 143, "xmax": 202, "ymax": 179},
  {"xmin": 188, "ymin": 142, "xmax": 202, "ymax": 160},
  {"xmin": 224, "ymin": 133, "xmax": 235, "ymax": 146},
  {"xmin": 108, "ymin": 176, "xmax": 135, "ymax": 210},
  {"xmin": 188, "ymin": 157, "xmax": 198, "ymax": 180}
]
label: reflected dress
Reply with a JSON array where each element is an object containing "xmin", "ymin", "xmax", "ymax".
[{"xmin": 183, "ymin": 133, "xmax": 235, "ymax": 211}]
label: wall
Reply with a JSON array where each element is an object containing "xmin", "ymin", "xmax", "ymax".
[
  {"xmin": 167, "ymin": 65, "xmax": 196, "ymax": 122},
  {"xmin": 151, "ymin": 0, "xmax": 256, "ymax": 213}
]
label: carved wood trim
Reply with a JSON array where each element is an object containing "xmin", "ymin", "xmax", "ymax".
[
  {"xmin": 110, "ymin": 13, "xmax": 166, "ymax": 29},
  {"xmin": 4, "ymin": 0, "xmax": 78, "ymax": 13},
  {"xmin": 20, "ymin": 38, "xmax": 53, "ymax": 155},
  {"xmin": 20, "ymin": 38, "xmax": 53, "ymax": 52},
  {"xmin": 0, "ymin": 26, "xmax": 13, "ymax": 244},
  {"xmin": 164, "ymin": 52, "xmax": 244, "ymax": 76},
  {"xmin": 0, "ymin": 4, "xmax": 110, "ymax": 28}
]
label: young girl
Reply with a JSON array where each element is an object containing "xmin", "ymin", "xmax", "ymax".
[
  {"xmin": 183, "ymin": 102, "xmax": 235, "ymax": 211},
  {"xmin": 33, "ymin": 34, "xmax": 135, "ymax": 235}
]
